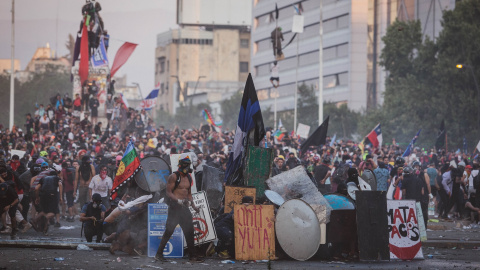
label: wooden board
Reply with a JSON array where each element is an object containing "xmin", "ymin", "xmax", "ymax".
[
  {"xmin": 234, "ymin": 204, "xmax": 275, "ymax": 260},
  {"xmin": 224, "ymin": 186, "xmax": 256, "ymax": 213},
  {"xmin": 244, "ymin": 145, "xmax": 274, "ymax": 198}
]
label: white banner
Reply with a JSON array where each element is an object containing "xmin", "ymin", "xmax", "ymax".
[
  {"xmin": 297, "ymin": 123, "xmax": 311, "ymax": 139},
  {"xmin": 292, "ymin": 15, "xmax": 304, "ymax": 33},
  {"xmin": 387, "ymin": 200, "xmax": 423, "ymax": 260}
]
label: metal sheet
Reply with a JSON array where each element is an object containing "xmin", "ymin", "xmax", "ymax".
[
  {"xmin": 324, "ymin": 194, "xmax": 355, "ymax": 210},
  {"xmin": 266, "ymin": 166, "xmax": 332, "ymax": 223},
  {"xmin": 361, "ymin": 169, "xmax": 377, "ymax": 191},
  {"xmin": 355, "ymin": 191, "xmax": 390, "ymax": 261},
  {"xmin": 276, "ymin": 199, "xmax": 321, "ymax": 261},
  {"xmin": 358, "ymin": 176, "xmax": 372, "ymax": 191},
  {"xmin": 265, "ymin": 190, "xmax": 285, "ymax": 206},
  {"xmin": 135, "ymin": 156, "xmax": 171, "ymax": 193},
  {"xmin": 244, "ymin": 145, "xmax": 274, "ymax": 198},
  {"xmin": 347, "ymin": 182, "xmax": 359, "ymax": 200},
  {"xmin": 200, "ymin": 165, "xmax": 224, "ymax": 212}
]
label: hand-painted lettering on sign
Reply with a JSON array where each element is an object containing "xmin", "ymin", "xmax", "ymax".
[{"xmin": 234, "ymin": 204, "xmax": 275, "ymax": 260}]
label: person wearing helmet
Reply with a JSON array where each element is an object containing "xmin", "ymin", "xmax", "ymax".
[
  {"xmin": 155, "ymin": 154, "xmax": 202, "ymax": 263},
  {"xmin": 40, "ymin": 151, "xmax": 48, "ymax": 158},
  {"xmin": 389, "ymin": 156, "xmax": 405, "ymax": 186}
]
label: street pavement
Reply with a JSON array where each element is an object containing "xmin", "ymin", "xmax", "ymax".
[{"xmin": 1, "ymin": 217, "xmax": 480, "ymax": 269}]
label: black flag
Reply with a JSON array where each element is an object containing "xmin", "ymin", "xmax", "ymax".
[
  {"xmin": 435, "ymin": 120, "xmax": 445, "ymax": 149},
  {"xmin": 224, "ymin": 74, "xmax": 265, "ymax": 186},
  {"xmin": 300, "ymin": 116, "xmax": 330, "ymax": 154},
  {"xmin": 275, "ymin": 3, "xmax": 279, "ymax": 19}
]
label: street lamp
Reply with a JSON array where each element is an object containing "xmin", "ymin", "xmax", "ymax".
[
  {"xmin": 457, "ymin": 63, "xmax": 480, "ymax": 127},
  {"xmin": 132, "ymin": 82, "xmax": 144, "ymax": 99}
]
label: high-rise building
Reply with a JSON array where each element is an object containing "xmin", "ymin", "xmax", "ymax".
[
  {"xmin": 251, "ymin": 0, "xmax": 454, "ymax": 115},
  {"xmin": 154, "ymin": 0, "xmax": 252, "ymax": 115}
]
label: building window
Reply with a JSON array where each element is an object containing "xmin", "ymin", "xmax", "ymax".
[
  {"xmin": 158, "ymin": 57, "xmax": 165, "ymax": 73},
  {"xmin": 240, "ymin": 62, "xmax": 249, "ymax": 73},
  {"xmin": 240, "ymin": 39, "xmax": 249, "ymax": 48},
  {"xmin": 323, "ymin": 72, "xmax": 348, "ymax": 88}
]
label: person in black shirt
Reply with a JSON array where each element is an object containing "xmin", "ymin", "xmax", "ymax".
[
  {"xmin": 0, "ymin": 182, "xmax": 19, "ymax": 239},
  {"xmin": 314, "ymin": 157, "xmax": 332, "ymax": 194}
]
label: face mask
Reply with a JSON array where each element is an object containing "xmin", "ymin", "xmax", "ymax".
[
  {"xmin": 92, "ymin": 203, "xmax": 98, "ymax": 208},
  {"xmin": 179, "ymin": 164, "xmax": 192, "ymax": 174},
  {"xmin": 415, "ymin": 170, "xmax": 420, "ymax": 175},
  {"xmin": 100, "ymin": 171, "xmax": 107, "ymax": 179}
]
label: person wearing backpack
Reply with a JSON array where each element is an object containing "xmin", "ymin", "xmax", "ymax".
[
  {"xmin": 34, "ymin": 169, "xmax": 63, "ymax": 234},
  {"xmin": 155, "ymin": 154, "xmax": 202, "ymax": 263}
]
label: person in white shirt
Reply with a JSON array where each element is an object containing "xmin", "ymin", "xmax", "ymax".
[
  {"xmin": 89, "ymin": 165, "xmax": 113, "ymax": 208},
  {"xmin": 270, "ymin": 61, "xmax": 280, "ymax": 88}
]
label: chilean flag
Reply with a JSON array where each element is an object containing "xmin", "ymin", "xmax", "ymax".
[{"xmin": 366, "ymin": 123, "xmax": 382, "ymax": 149}]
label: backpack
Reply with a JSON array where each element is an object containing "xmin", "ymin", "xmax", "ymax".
[
  {"xmin": 40, "ymin": 176, "xmax": 57, "ymax": 195},
  {"xmin": 473, "ymin": 173, "xmax": 480, "ymax": 190}
]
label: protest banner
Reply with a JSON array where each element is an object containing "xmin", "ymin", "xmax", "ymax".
[
  {"xmin": 184, "ymin": 191, "xmax": 217, "ymax": 246},
  {"xmin": 387, "ymin": 200, "xmax": 424, "ymax": 260},
  {"xmin": 234, "ymin": 204, "xmax": 275, "ymax": 260},
  {"xmin": 296, "ymin": 123, "xmax": 311, "ymax": 138},
  {"xmin": 170, "ymin": 153, "xmax": 197, "ymax": 193},
  {"xmin": 225, "ymin": 186, "xmax": 256, "ymax": 213},
  {"xmin": 11, "ymin": 150, "xmax": 26, "ymax": 159},
  {"xmin": 147, "ymin": 203, "xmax": 184, "ymax": 258}
]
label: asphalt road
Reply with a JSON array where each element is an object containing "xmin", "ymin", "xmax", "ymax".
[{"xmin": 1, "ymin": 216, "xmax": 480, "ymax": 269}]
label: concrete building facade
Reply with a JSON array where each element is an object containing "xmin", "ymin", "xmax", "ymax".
[
  {"xmin": 251, "ymin": 0, "xmax": 454, "ymax": 114},
  {"xmin": 154, "ymin": 26, "xmax": 251, "ymax": 115}
]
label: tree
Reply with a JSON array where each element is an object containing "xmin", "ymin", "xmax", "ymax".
[
  {"xmin": 371, "ymin": 1, "xmax": 480, "ymax": 149},
  {"xmin": 220, "ymin": 90, "xmax": 243, "ymax": 131}
]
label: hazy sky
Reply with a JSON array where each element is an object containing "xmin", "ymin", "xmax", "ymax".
[{"xmin": 0, "ymin": 0, "xmax": 177, "ymax": 94}]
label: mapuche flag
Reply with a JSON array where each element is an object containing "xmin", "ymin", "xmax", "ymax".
[
  {"xmin": 111, "ymin": 141, "xmax": 142, "ymax": 200},
  {"xmin": 224, "ymin": 73, "xmax": 265, "ymax": 185}
]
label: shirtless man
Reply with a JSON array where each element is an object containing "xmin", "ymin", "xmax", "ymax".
[{"xmin": 155, "ymin": 154, "xmax": 202, "ymax": 262}]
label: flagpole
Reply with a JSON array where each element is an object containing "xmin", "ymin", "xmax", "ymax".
[
  {"xmin": 293, "ymin": 31, "xmax": 299, "ymax": 134},
  {"xmin": 274, "ymin": 4, "xmax": 278, "ymax": 132},
  {"xmin": 9, "ymin": 0, "xmax": 15, "ymax": 129},
  {"xmin": 318, "ymin": 0, "xmax": 323, "ymax": 126},
  {"xmin": 274, "ymin": 90, "xmax": 277, "ymax": 130}
]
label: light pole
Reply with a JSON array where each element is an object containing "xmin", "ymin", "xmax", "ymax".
[
  {"xmin": 10, "ymin": 0, "xmax": 15, "ymax": 129},
  {"xmin": 456, "ymin": 64, "xmax": 480, "ymax": 127},
  {"xmin": 132, "ymin": 82, "xmax": 144, "ymax": 99}
]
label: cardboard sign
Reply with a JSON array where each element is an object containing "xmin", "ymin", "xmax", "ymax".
[
  {"xmin": 387, "ymin": 200, "xmax": 423, "ymax": 260},
  {"xmin": 11, "ymin": 150, "xmax": 26, "ymax": 159},
  {"xmin": 225, "ymin": 186, "xmax": 256, "ymax": 213},
  {"xmin": 184, "ymin": 191, "xmax": 217, "ymax": 246},
  {"xmin": 147, "ymin": 203, "xmax": 184, "ymax": 258},
  {"xmin": 170, "ymin": 154, "xmax": 197, "ymax": 193},
  {"xmin": 296, "ymin": 123, "xmax": 310, "ymax": 139},
  {"xmin": 234, "ymin": 204, "xmax": 275, "ymax": 260}
]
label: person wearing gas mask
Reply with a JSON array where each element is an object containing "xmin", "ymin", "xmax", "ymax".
[
  {"xmin": 79, "ymin": 193, "xmax": 106, "ymax": 243},
  {"xmin": 155, "ymin": 154, "xmax": 202, "ymax": 263}
]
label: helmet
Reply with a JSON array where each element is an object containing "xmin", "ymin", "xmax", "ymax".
[
  {"xmin": 36, "ymin": 158, "xmax": 45, "ymax": 165},
  {"xmin": 40, "ymin": 151, "xmax": 48, "ymax": 157},
  {"xmin": 323, "ymin": 156, "xmax": 331, "ymax": 164},
  {"xmin": 395, "ymin": 156, "xmax": 405, "ymax": 167},
  {"xmin": 403, "ymin": 166, "xmax": 414, "ymax": 175},
  {"xmin": 412, "ymin": 161, "xmax": 421, "ymax": 168},
  {"xmin": 178, "ymin": 153, "xmax": 192, "ymax": 166}
]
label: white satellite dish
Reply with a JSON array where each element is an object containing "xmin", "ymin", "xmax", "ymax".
[
  {"xmin": 265, "ymin": 190, "xmax": 285, "ymax": 206},
  {"xmin": 275, "ymin": 199, "xmax": 321, "ymax": 261}
]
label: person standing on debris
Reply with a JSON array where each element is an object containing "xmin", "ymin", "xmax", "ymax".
[
  {"xmin": 0, "ymin": 182, "xmax": 19, "ymax": 239},
  {"xmin": 80, "ymin": 193, "xmax": 106, "ymax": 243},
  {"xmin": 155, "ymin": 154, "xmax": 203, "ymax": 263}
]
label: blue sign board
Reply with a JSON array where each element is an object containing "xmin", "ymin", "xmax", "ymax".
[{"xmin": 148, "ymin": 203, "xmax": 184, "ymax": 258}]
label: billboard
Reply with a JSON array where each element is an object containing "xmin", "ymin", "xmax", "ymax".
[{"xmin": 177, "ymin": 0, "xmax": 252, "ymax": 27}]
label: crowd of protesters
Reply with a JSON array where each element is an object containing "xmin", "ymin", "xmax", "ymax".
[{"xmin": 0, "ymin": 89, "xmax": 479, "ymax": 251}]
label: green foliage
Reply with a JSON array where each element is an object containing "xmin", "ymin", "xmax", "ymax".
[
  {"xmin": 156, "ymin": 102, "xmax": 213, "ymax": 130},
  {"xmin": 0, "ymin": 64, "xmax": 71, "ymax": 128},
  {"xmin": 372, "ymin": 1, "xmax": 480, "ymax": 149},
  {"xmin": 220, "ymin": 90, "xmax": 243, "ymax": 131},
  {"xmin": 324, "ymin": 102, "xmax": 360, "ymax": 140}
]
